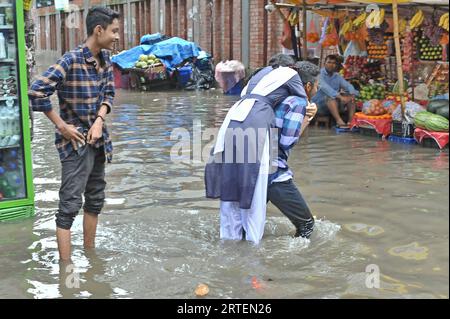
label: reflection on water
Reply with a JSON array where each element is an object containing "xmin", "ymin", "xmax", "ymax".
[{"xmin": 0, "ymin": 89, "xmax": 448, "ymax": 299}]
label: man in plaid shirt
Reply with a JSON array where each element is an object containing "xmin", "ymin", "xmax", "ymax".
[
  {"xmin": 28, "ymin": 7, "xmax": 120, "ymax": 261},
  {"xmin": 268, "ymin": 61, "xmax": 320, "ymax": 239}
]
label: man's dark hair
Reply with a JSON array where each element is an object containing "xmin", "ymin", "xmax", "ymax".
[
  {"xmin": 294, "ymin": 61, "xmax": 320, "ymax": 85},
  {"xmin": 86, "ymin": 6, "xmax": 120, "ymax": 36},
  {"xmin": 268, "ymin": 53, "xmax": 295, "ymax": 68},
  {"xmin": 325, "ymin": 54, "xmax": 338, "ymax": 63}
]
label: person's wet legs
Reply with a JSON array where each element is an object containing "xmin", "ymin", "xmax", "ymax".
[{"xmin": 267, "ymin": 179, "xmax": 315, "ymax": 238}]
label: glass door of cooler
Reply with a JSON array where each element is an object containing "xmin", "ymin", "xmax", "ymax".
[{"xmin": 0, "ymin": 0, "xmax": 27, "ymax": 202}]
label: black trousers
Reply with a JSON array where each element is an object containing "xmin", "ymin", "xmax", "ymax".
[
  {"xmin": 56, "ymin": 145, "xmax": 106, "ymax": 230},
  {"xmin": 267, "ymin": 179, "xmax": 315, "ymax": 238}
]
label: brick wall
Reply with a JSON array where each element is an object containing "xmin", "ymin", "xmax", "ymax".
[
  {"xmin": 249, "ymin": 0, "xmax": 265, "ymax": 68},
  {"xmin": 232, "ymin": 0, "xmax": 241, "ymax": 62},
  {"xmin": 33, "ymin": 0, "xmax": 288, "ymax": 69}
]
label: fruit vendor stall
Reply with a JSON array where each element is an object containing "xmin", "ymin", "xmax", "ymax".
[
  {"xmin": 276, "ymin": 1, "xmax": 449, "ymax": 145},
  {"xmin": 125, "ymin": 54, "xmax": 168, "ymax": 91},
  {"xmin": 111, "ymin": 35, "xmax": 212, "ymax": 91}
]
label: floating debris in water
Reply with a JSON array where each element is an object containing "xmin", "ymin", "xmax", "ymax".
[
  {"xmin": 195, "ymin": 283, "xmax": 209, "ymax": 297},
  {"xmin": 344, "ymin": 223, "xmax": 384, "ymax": 236},
  {"xmin": 251, "ymin": 276, "xmax": 264, "ymax": 290},
  {"xmin": 388, "ymin": 242, "xmax": 429, "ymax": 260}
]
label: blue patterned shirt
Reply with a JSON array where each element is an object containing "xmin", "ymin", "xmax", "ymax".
[
  {"xmin": 28, "ymin": 44, "xmax": 114, "ymax": 162},
  {"xmin": 269, "ymin": 95, "xmax": 307, "ymax": 184}
]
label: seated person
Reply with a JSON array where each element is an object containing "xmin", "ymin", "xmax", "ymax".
[{"xmin": 312, "ymin": 54, "xmax": 359, "ymax": 128}]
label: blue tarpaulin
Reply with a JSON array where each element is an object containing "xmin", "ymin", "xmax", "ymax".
[
  {"xmin": 140, "ymin": 33, "xmax": 165, "ymax": 45},
  {"xmin": 112, "ymin": 36, "xmax": 201, "ymax": 72}
]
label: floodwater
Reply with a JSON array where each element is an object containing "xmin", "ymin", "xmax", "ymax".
[{"xmin": 0, "ymin": 89, "xmax": 448, "ymax": 299}]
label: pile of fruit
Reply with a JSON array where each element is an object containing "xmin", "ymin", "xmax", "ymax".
[
  {"xmin": 426, "ymin": 99, "xmax": 449, "ymax": 120},
  {"xmin": 362, "ymin": 99, "xmax": 387, "ymax": 116},
  {"xmin": 439, "ymin": 12, "xmax": 449, "ymax": 32},
  {"xmin": 340, "ymin": 12, "xmax": 369, "ymax": 42},
  {"xmin": 358, "ymin": 83, "xmax": 386, "ymax": 101},
  {"xmin": 367, "ymin": 41, "xmax": 388, "ymax": 60},
  {"xmin": 354, "ymin": 112, "xmax": 392, "ymax": 120},
  {"xmin": 134, "ymin": 54, "xmax": 163, "ymax": 69},
  {"xmin": 385, "ymin": 92, "xmax": 409, "ymax": 104},
  {"xmin": 415, "ymin": 111, "xmax": 449, "ymax": 132},
  {"xmin": 348, "ymin": 60, "xmax": 383, "ymax": 83},
  {"xmin": 343, "ymin": 56, "xmax": 367, "ymax": 79},
  {"xmin": 401, "ymin": 31, "xmax": 416, "ymax": 73},
  {"xmin": 366, "ymin": 8, "xmax": 385, "ymax": 29},
  {"xmin": 416, "ymin": 34, "xmax": 443, "ymax": 61},
  {"xmin": 409, "ymin": 10, "xmax": 425, "ymax": 30}
]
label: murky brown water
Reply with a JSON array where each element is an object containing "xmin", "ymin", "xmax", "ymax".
[{"xmin": 0, "ymin": 88, "xmax": 448, "ymax": 299}]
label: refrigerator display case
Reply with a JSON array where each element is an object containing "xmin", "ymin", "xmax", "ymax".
[{"xmin": 0, "ymin": 0, "xmax": 34, "ymax": 220}]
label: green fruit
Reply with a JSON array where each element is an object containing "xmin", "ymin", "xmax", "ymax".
[
  {"xmin": 415, "ymin": 111, "xmax": 434, "ymax": 129},
  {"xmin": 436, "ymin": 106, "xmax": 449, "ymax": 120},
  {"xmin": 428, "ymin": 100, "xmax": 449, "ymax": 114},
  {"xmin": 424, "ymin": 114, "xmax": 449, "ymax": 132}
]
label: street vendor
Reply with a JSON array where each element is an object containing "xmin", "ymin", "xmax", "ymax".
[{"xmin": 312, "ymin": 54, "xmax": 359, "ymax": 128}]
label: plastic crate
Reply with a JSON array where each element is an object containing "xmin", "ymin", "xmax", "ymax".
[
  {"xmin": 359, "ymin": 126, "xmax": 382, "ymax": 138},
  {"xmin": 177, "ymin": 66, "xmax": 192, "ymax": 87},
  {"xmin": 391, "ymin": 121, "xmax": 415, "ymax": 138},
  {"xmin": 225, "ymin": 80, "xmax": 244, "ymax": 95},
  {"xmin": 388, "ymin": 135, "xmax": 417, "ymax": 144}
]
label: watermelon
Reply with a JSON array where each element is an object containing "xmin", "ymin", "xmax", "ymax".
[
  {"xmin": 436, "ymin": 106, "xmax": 449, "ymax": 120},
  {"xmin": 414, "ymin": 111, "xmax": 434, "ymax": 129},
  {"xmin": 424, "ymin": 114, "xmax": 449, "ymax": 132},
  {"xmin": 427, "ymin": 99, "xmax": 449, "ymax": 114}
]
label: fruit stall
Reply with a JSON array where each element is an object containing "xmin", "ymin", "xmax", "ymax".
[
  {"xmin": 126, "ymin": 54, "xmax": 169, "ymax": 91},
  {"xmin": 279, "ymin": 1, "xmax": 449, "ymax": 146},
  {"xmin": 111, "ymin": 35, "xmax": 213, "ymax": 91}
]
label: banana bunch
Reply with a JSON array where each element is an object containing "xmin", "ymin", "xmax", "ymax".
[
  {"xmin": 288, "ymin": 10, "xmax": 299, "ymax": 26},
  {"xmin": 399, "ymin": 19, "xmax": 408, "ymax": 34},
  {"xmin": 366, "ymin": 9, "xmax": 385, "ymax": 29},
  {"xmin": 353, "ymin": 12, "xmax": 367, "ymax": 28},
  {"xmin": 439, "ymin": 12, "xmax": 449, "ymax": 32},
  {"xmin": 377, "ymin": 9, "xmax": 385, "ymax": 27},
  {"xmin": 409, "ymin": 10, "xmax": 424, "ymax": 29},
  {"xmin": 339, "ymin": 19, "xmax": 353, "ymax": 36}
]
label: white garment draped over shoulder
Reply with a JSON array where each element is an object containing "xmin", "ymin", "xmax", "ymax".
[{"xmin": 217, "ymin": 66, "xmax": 297, "ymax": 244}]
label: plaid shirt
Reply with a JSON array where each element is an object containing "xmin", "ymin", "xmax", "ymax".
[
  {"xmin": 269, "ymin": 95, "xmax": 307, "ymax": 184},
  {"xmin": 28, "ymin": 44, "xmax": 114, "ymax": 162}
]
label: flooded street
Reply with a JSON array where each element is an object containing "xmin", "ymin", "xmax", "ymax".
[{"xmin": 0, "ymin": 89, "xmax": 448, "ymax": 299}]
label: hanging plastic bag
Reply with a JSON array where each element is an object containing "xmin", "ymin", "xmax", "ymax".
[
  {"xmin": 322, "ymin": 19, "xmax": 339, "ymax": 48},
  {"xmin": 344, "ymin": 41, "xmax": 364, "ymax": 59},
  {"xmin": 307, "ymin": 18, "xmax": 320, "ymax": 43},
  {"xmin": 362, "ymin": 99, "xmax": 386, "ymax": 116},
  {"xmin": 391, "ymin": 101, "xmax": 425, "ymax": 123}
]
